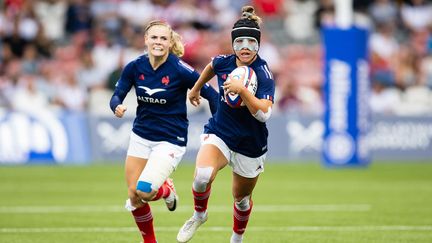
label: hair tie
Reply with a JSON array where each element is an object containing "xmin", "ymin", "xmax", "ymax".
[{"xmin": 242, "ymin": 12, "xmax": 253, "ymax": 19}]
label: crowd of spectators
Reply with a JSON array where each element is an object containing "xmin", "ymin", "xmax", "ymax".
[{"xmin": 0, "ymin": 0, "xmax": 431, "ymax": 117}]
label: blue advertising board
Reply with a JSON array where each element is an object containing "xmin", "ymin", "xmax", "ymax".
[
  {"xmin": 88, "ymin": 114, "xmax": 432, "ymax": 163},
  {"xmin": 0, "ymin": 110, "xmax": 91, "ymax": 164},
  {"xmin": 322, "ymin": 27, "xmax": 371, "ymax": 166},
  {"xmin": 2, "ymin": 111, "xmax": 432, "ymax": 164}
]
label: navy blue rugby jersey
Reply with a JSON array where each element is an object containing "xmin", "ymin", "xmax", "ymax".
[
  {"xmin": 110, "ymin": 53, "xmax": 218, "ymax": 147},
  {"xmin": 204, "ymin": 54, "xmax": 275, "ymax": 158}
]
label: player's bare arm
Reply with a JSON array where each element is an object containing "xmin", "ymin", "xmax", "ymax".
[{"xmin": 189, "ymin": 62, "xmax": 215, "ymax": 107}]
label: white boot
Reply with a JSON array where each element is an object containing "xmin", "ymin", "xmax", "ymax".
[{"xmin": 177, "ymin": 212, "xmax": 208, "ymax": 242}]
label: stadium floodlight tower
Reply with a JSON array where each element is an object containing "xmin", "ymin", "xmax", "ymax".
[{"xmin": 321, "ymin": 0, "xmax": 371, "ymax": 167}]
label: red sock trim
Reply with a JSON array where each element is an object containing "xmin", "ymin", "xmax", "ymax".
[
  {"xmin": 193, "ymin": 186, "xmax": 211, "ymax": 212},
  {"xmin": 132, "ymin": 203, "xmax": 156, "ymax": 243},
  {"xmin": 233, "ymin": 199, "xmax": 253, "ymax": 235}
]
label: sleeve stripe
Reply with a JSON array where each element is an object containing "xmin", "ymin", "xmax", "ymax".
[
  {"xmin": 262, "ymin": 95, "xmax": 274, "ymax": 101},
  {"xmin": 262, "ymin": 64, "xmax": 273, "ymax": 79},
  {"xmin": 179, "ymin": 60, "xmax": 195, "ymax": 73}
]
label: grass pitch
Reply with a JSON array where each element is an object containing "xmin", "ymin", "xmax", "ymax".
[{"xmin": 1, "ymin": 161, "xmax": 432, "ymax": 243}]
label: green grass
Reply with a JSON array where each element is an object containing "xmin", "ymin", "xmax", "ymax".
[{"xmin": 1, "ymin": 162, "xmax": 432, "ymax": 243}]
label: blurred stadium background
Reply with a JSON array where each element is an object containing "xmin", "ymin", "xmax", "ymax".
[{"xmin": 1, "ymin": 0, "xmax": 432, "ymax": 242}]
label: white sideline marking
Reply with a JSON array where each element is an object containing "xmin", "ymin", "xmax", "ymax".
[
  {"xmin": 1, "ymin": 226, "xmax": 432, "ymax": 233},
  {"xmin": 0, "ymin": 204, "xmax": 371, "ymax": 213}
]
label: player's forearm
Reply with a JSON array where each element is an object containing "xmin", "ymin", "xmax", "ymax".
[
  {"xmin": 241, "ymin": 91, "xmax": 273, "ymax": 122},
  {"xmin": 193, "ymin": 63, "xmax": 215, "ymax": 91},
  {"xmin": 239, "ymin": 89, "xmax": 271, "ymax": 114},
  {"xmin": 109, "ymin": 89, "xmax": 127, "ymax": 113}
]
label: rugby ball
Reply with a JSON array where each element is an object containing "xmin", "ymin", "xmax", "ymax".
[{"xmin": 225, "ymin": 66, "xmax": 258, "ymax": 108}]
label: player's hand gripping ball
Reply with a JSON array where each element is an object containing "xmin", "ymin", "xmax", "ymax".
[{"xmin": 225, "ymin": 66, "xmax": 257, "ymax": 108}]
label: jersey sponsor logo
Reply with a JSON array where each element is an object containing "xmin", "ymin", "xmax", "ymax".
[
  {"xmin": 161, "ymin": 75, "xmax": 170, "ymax": 86},
  {"xmin": 137, "ymin": 86, "xmax": 166, "ymax": 96},
  {"xmin": 137, "ymin": 86, "xmax": 167, "ymax": 104},
  {"xmin": 137, "ymin": 96, "xmax": 167, "ymax": 104}
]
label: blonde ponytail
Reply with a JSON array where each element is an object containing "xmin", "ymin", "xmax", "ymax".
[{"xmin": 170, "ymin": 30, "xmax": 185, "ymax": 57}]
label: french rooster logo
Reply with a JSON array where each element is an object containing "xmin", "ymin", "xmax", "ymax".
[{"xmin": 161, "ymin": 76, "xmax": 170, "ymax": 85}]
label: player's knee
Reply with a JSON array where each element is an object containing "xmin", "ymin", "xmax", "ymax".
[
  {"xmin": 193, "ymin": 167, "xmax": 214, "ymax": 192},
  {"xmin": 136, "ymin": 180, "xmax": 156, "ymax": 201},
  {"xmin": 235, "ymin": 195, "xmax": 251, "ymax": 211}
]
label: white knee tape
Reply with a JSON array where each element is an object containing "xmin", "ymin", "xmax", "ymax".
[
  {"xmin": 235, "ymin": 195, "xmax": 251, "ymax": 211},
  {"xmin": 193, "ymin": 167, "xmax": 213, "ymax": 192},
  {"xmin": 138, "ymin": 154, "xmax": 175, "ymax": 191}
]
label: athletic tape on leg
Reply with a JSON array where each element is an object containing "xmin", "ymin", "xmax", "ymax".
[
  {"xmin": 125, "ymin": 198, "xmax": 137, "ymax": 212},
  {"xmin": 235, "ymin": 195, "xmax": 251, "ymax": 211},
  {"xmin": 138, "ymin": 154, "xmax": 175, "ymax": 191},
  {"xmin": 193, "ymin": 167, "xmax": 213, "ymax": 192},
  {"xmin": 136, "ymin": 181, "xmax": 153, "ymax": 193}
]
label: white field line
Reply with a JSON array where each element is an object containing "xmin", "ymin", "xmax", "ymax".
[
  {"xmin": 1, "ymin": 225, "xmax": 432, "ymax": 233},
  {"xmin": 0, "ymin": 204, "xmax": 371, "ymax": 213}
]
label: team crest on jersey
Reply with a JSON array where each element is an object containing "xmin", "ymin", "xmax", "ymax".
[
  {"xmin": 139, "ymin": 74, "xmax": 145, "ymax": 80},
  {"xmin": 221, "ymin": 74, "xmax": 227, "ymax": 80},
  {"xmin": 161, "ymin": 76, "xmax": 170, "ymax": 86}
]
